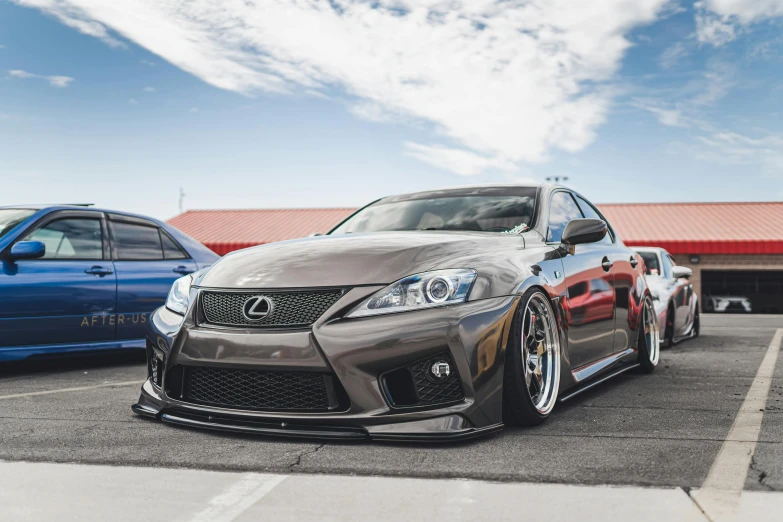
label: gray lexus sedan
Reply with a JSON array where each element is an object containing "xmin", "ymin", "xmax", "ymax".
[{"xmin": 133, "ymin": 184, "xmax": 658, "ymax": 441}]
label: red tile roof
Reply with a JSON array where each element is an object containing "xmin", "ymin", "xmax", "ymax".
[
  {"xmin": 168, "ymin": 208, "xmax": 355, "ymax": 255},
  {"xmin": 600, "ymin": 202, "xmax": 783, "ymax": 255},
  {"xmin": 169, "ymin": 202, "xmax": 783, "ymax": 256}
]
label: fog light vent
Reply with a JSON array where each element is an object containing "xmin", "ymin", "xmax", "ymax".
[{"xmin": 381, "ymin": 352, "xmax": 464, "ymax": 408}]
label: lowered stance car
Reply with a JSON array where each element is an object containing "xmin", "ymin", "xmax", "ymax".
[
  {"xmin": 0, "ymin": 205, "xmax": 218, "ymax": 362},
  {"xmin": 632, "ymin": 247, "xmax": 699, "ymax": 347},
  {"xmin": 703, "ymin": 295, "xmax": 752, "ymax": 314},
  {"xmin": 134, "ymin": 184, "xmax": 659, "ymax": 441}
]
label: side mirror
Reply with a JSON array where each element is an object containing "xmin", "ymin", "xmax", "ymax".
[
  {"xmin": 672, "ymin": 266, "xmax": 692, "ymax": 279},
  {"xmin": 9, "ymin": 241, "xmax": 46, "ymax": 260},
  {"xmin": 561, "ymin": 219, "xmax": 608, "ymax": 246}
]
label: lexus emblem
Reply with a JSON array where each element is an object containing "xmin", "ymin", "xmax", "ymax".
[{"xmin": 242, "ymin": 296, "xmax": 274, "ymax": 320}]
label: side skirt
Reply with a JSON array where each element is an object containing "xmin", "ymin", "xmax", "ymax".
[{"xmin": 558, "ymin": 363, "xmax": 640, "ymax": 403}]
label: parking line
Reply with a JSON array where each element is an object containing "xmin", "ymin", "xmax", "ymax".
[
  {"xmin": 0, "ymin": 380, "xmax": 144, "ymax": 400},
  {"xmin": 692, "ymin": 328, "xmax": 782, "ymax": 522},
  {"xmin": 189, "ymin": 473, "xmax": 288, "ymax": 522}
]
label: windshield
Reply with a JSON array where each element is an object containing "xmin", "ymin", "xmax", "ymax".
[
  {"xmin": 638, "ymin": 251, "xmax": 661, "ymax": 276},
  {"xmin": 330, "ymin": 192, "xmax": 537, "ymax": 235},
  {"xmin": 0, "ymin": 209, "xmax": 36, "ymax": 240}
]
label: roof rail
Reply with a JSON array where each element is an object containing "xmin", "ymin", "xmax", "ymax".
[{"xmin": 62, "ymin": 203, "xmax": 95, "ymax": 207}]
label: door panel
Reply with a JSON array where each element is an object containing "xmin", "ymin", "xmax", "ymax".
[
  {"xmin": 610, "ymin": 251, "xmax": 638, "ymax": 353},
  {"xmin": 0, "ymin": 216, "xmax": 116, "ymax": 348},
  {"xmin": 547, "ymin": 191, "xmax": 616, "ymax": 370},
  {"xmin": 109, "ymin": 219, "xmax": 197, "ymax": 340},
  {"xmin": 561, "ymin": 245, "xmax": 616, "ymax": 369},
  {"xmin": 113, "ymin": 260, "xmax": 197, "ymax": 340}
]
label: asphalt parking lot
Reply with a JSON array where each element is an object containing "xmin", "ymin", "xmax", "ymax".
[{"xmin": 1, "ymin": 314, "xmax": 781, "ymax": 496}]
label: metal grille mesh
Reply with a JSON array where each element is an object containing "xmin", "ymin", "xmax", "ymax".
[
  {"xmin": 410, "ymin": 352, "xmax": 464, "ymax": 405},
  {"xmin": 184, "ymin": 367, "xmax": 334, "ymax": 411},
  {"xmin": 201, "ymin": 290, "xmax": 343, "ymax": 327}
]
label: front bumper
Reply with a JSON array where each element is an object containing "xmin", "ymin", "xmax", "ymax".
[{"xmin": 134, "ymin": 290, "xmax": 517, "ymax": 442}]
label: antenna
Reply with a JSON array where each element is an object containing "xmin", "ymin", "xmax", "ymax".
[{"xmin": 178, "ymin": 187, "xmax": 185, "ymax": 214}]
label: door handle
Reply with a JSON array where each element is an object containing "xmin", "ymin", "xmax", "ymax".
[
  {"xmin": 85, "ymin": 266, "xmax": 113, "ymax": 276},
  {"xmin": 630, "ymin": 256, "xmax": 638, "ymax": 268},
  {"xmin": 173, "ymin": 266, "xmax": 192, "ymax": 275},
  {"xmin": 601, "ymin": 257, "xmax": 613, "ymax": 272}
]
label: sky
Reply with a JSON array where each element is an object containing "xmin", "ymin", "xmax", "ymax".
[{"xmin": 1, "ymin": 0, "xmax": 783, "ymax": 220}]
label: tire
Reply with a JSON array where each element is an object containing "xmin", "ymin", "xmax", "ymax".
[
  {"xmin": 663, "ymin": 305, "xmax": 675, "ymax": 348},
  {"xmin": 503, "ymin": 288, "xmax": 561, "ymax": 426},
  {"xmin": 637, "ymin": 295, "xmax": 660, "ymax": 374}
]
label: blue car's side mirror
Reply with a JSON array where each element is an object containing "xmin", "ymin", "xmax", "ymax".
[{"xmin": 9, "ymin": 241, "xmax": 46, "ymax": 260}]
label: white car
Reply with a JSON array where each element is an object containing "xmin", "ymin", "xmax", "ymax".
[
  {"xmin": 703, "ymin": 295, "xmax": 752, "ymax": 313},
  {"xmin": 633, "ymin": 247, "xmax": 699, "ymax": 346}
]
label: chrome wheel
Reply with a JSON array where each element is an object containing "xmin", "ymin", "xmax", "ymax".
[
  {"xmin": 520, "ymin": 293, "xmax": 560, "ymax": 415},
  {"xmin": 642, "ymin": 297, "xmax": 660, "ymax": 365}
]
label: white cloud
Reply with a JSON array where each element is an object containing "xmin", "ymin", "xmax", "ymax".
[
  {"xmin": 128, "ymin": 98, "xmax": 138, "ymax": 104},
  {"xmin": 188, "ymin": 107, "xmax": 198, "ymax": 113},
  {"xmin": 659, "ymin": 41, "xmax": 689, "ymax": 69},
  {"xmin": 695, "ymin": 9, "xmax": 737, "ymax": 46},
  {"xmin": 11, "ymin": 0, "xmax": 671, "ymax": 175},
  {"xmin": 140, "ymin": 59, "xmax": 155, "ymax": 66},
  {"xmin": 47, "ymin": 75, "xmax": 74, "ymax": 87},
  {"xmin": 690, "ymin": 129, "xmax": 783, "ymax": 172},
  {"xmin": 0, "ymin": 44, "xmax": 5, "ymax": 49},
  {"xmin": 405, "ymin": 142, "xmax": 518, "ymax": 176},
  {"xmin": 703, "ymin": 0, "xmax": 783, "ymax": 23},
  {"xmin": 8, "ymin": 69, "xmax": 74, "ymax": 87},
  {"xmin": 8, "ymin": 69, "xmax": 35, "ymax": 79},
  {"xmin": 143, "ymin": 86, "xmax": 155, "ymax": 92},
  {"xmin": 696, "ymin": 0, "xmax": 783, "ymax": 46}
]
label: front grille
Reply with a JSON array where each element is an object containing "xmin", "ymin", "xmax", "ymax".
[
  {"xmin": 200, "ymin": 290, "xmax": 344, "ymax": 328},
  {"xmin": 182, "ymin": 366, "xmax": 345, "ymax": 412}
]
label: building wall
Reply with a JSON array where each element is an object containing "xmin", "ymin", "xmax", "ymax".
[{"xmin": 682, "ymin": 254, "xmax": 783, "ymax": 304}]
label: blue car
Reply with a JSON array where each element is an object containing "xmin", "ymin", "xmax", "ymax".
[{"xmin": 0, "ymin": 205, "xmax": 219, "ymax": 362}]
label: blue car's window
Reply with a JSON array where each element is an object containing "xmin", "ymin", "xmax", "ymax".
[
  {"xmin": 161, "ymin": 231, "xmax": 188, "ymax": 260},
  {"xmin": 0, "ymin": 209, "xmax": 36, "ymax": 239},
  {"xmin": 24, "ymin": 218, "xmax": 103, "ymax": 260},
  {"xmin": 113, "ymin": 222, "xmax": 164, "ymax": 260},
  {"xmin": 547, "ymin": 192, "xmax": 583, "ymax": 243}
]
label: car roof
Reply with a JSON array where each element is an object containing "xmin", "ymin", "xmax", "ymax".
[
  {"xmin": 631, "ymin": 246, "xmax": 666, "ymax": 254},
  {"xmin": 378, "ymin": 183, "xmax": 553, "ymax": 203},
  {"xmin": 0, "ymin": 205, "xmax": 166, "ymax": 225}
]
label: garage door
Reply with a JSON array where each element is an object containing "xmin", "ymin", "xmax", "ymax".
[{"xmin": 701, "ymin": 270, "xmax": 783, "ymax": 314}]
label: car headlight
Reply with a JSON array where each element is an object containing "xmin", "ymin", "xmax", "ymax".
[
  {"xmin": 166, "ymin": 274, "xmax": 194, "ymax": 315},
  {"xmin": 346, "ymin": 269, "xmax": 477, "ymax": 318}
]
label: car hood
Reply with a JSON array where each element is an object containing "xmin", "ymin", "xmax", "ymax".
[{"xmin": 198, "ymin": 231, "xmax": 524, "ymax": 289}]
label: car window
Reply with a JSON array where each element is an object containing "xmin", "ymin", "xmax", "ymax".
[
  {"xmin": 161, "ymin": 231, "xmax": 188, "ymax": 260},
  {"xmin": 24, "ymin": 218, "xmax": 103, "ymax": 260},
  {"xmin": 573, "ymin": 195, "xmax": 613, "ymax": 244},
  {"xmin": 638, "ymin": 252, "xmax": 661, "ymax": 276},
  {"xmin": 547, "ymin": 192, "xmax": 583, "ymax": 243},
  {"xmin": 0, "ymin": 209, "xmax": 36, "ymax": 239},
  {"xmin": 330, "ymin": 193, "xmax": 537, "ymax": 234},
  {"xmin": 113, "ymin": 222, "xmax": 163, "ymax": 260},
  {"xmin": 661, "ymin": 253, "xmax": 673, "ymax": 279}
]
